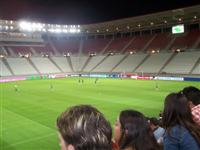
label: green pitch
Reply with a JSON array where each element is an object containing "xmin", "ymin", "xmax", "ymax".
[{"xmin": 1, "ymin": 78, "xmax": 200, "ymax": 150}]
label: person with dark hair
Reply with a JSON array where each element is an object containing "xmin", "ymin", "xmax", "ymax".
[
  {"xmin": 113, "ymin": 109, "xmax": 160, "ymax": 150},
  {"xmin": 57, "ymin": 105, "xmax": 112, "ymax": 150},
  {"xmin": 162, "ymin": 92, "xmax": 200, "ymax": 150},
  {"xmin": 182, "ymin": 86, "xmax": 200, "ymax": 126}
]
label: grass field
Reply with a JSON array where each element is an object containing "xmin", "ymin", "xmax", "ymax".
[{"xmin": 1, "ymin": 78, "xmax": 200, "ymax": 150}]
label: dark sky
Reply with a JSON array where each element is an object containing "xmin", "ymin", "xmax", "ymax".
[{"xmin": 0, "ymin": 0, "xmax": 200, "ymax": 24}]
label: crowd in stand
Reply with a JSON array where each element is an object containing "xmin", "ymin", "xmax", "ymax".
[{"xmin": 56, "ymin": 86, "xmax": 200, "ymax": 150}]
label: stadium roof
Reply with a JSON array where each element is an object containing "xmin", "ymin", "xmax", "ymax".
[
  {"xmin": 0, "ymin": 5, "xmax": 200, "ymax": 35},
  {"xmin": 81, "ymin": 5, "xmax": 200, "ymax": 34}
]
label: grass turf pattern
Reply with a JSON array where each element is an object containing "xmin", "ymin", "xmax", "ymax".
[{"xmin": 1, "ymin": 78, "xmax": 200, "ymax": 150}]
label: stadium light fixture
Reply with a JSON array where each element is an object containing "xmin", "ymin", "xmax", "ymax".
[
  {"xmin": 97, "ymin": 30, "xmax": 99, "ymax": 33},
  {"xmin": 150, "ymin": 22, "xmax": 154, "ymax": 26},
  {"xmin": 19, "ymin": 21, "xmax": 33, "ymax": 31},
  {"xmin": 69, "ymin": 28, "xmax": 76, "ymax": 33},
  {"xmin": 62, "ymin": 29, "xmax": 68, "ymax": 33},
  {"xmin": 0, "ymin": 54, "xmax": 5, "ymax": 58},
  {"xmin": 67, "ymin": 52, "xmax": 70, "ymax": 57},
  {"xmin": 127, "ymin": 26, "xmax": 130, "ymax": 29},
  {"xmin": 5, "ymin": 26, "xmax": 9, "ymax": 30},
  {"xmin": 164, "ymin": 20, "xmax": 167, "ymax": 24},
  {"xmin": 178, "ymin": 18, "xmax": 182, "ymax": 22},
  {"xmin": 194, "ymin": 16, "xmax": 197, "ymax": 19},
  {"xmin": 130, "ymin": 51, "xmax": 133, "ymax": 55},
  {"xmin": 151, "ymin": 50, "xmax": 156, "ymax": 54}
]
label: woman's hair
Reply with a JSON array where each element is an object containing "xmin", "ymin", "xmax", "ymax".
[
  {"xmin": 119, "ymin": 110, "xmax": 159, "ymax": 150},
  {"xmin": 162, "ymin": 92, "xmax": 200, "ymax": 144},
  {"xmin": 57, "ymin": 105, "xmax": 112, "ymax": 150}
]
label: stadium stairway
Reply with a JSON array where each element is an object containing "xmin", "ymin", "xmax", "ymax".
[
  {"xmin": 78, "ymin": 39, "xmax": 84, "ymax": 56},
  {"xmin": 158, "ymin": 52, "xmax": 177, "ymax": 74},
  {"xmin": 192, "ymin": 36, "xmax": 200, "ymax": 49},
  {"xmin": 47, "ymin": 37, "xmax": 61, "ymax": 56},
  {"xmin": 48, "ymin": 57, "xmax": 64, "ymax": 73},
  {"xmin": 143, "ymin": 35, "xmax": 157, "ymax": 52},
  {"xmin": 30, "ymin": 47, "xmax": 39, "ymax": 56},
  {"xmin": 90, "ymin": 55, "xmax": 109, "ymax": 72},
  {"xmin": 111, "ymin": 54, "xmax": 129, "ymax": 72},
  {"xmin": 189, "ymin": 56, "xmax": 200, "ymax": 74},
  {"xmin": 120, "ymin": 38, "xmax": 135, "ymax": 53},
  {"xmin": 100, "ymin": 39, "xmax": 113, "ymax": 54},
  {"xmin": 2, "ymin": 58, "xmax": 15, "ymax": 75},
  {"xmin": 1, "ymin": 46, "xmax": 11, "ymax": 56},
  {"xmin": 164, "ymin": 37, "xmax": 176, "ymax": 51},
  {"xmin": 81, "ymin": 56, "xmax": 92, "ymax": 72},
  {"xmin": 26, "ymin": 58, "xmax": 41, "ymax": 74},
  {"xmin": 0, "ymin": 47, "xmax": 8, "ymax": 55},
  {"xmin": 6, "ymin": 47, "xmax": 16, "ymax": 56},
  {"xmin": 133, "ymin": 54, "xmax": 150, "ymax": 72},
  {"xmin": 66, "ymin": 56, "xmax": 74, "ymax": 72}
]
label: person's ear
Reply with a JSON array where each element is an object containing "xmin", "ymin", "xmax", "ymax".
[{"xmin": 67, "ymin": 144, "xmax": 75, "ymax": 150}]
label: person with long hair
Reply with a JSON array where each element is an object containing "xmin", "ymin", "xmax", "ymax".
[
  {"xmin": 162, "ymin": 92, "xmax": 200, "ymax": 150},
  {"xmin": 113, "ymin": 109, "xmax": 160, "ymax": 150}
]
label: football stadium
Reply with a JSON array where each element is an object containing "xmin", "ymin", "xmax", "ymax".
[{"xmin": 1, "ymin": 1, "xmax": 200, "ymax": 150}]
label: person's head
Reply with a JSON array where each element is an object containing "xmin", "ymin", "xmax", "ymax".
[
  {"xmin": 162, "ymin": 92, "xmax": 200, "ymax": 144},
  {"xmin": 57, "ymin": 105, "xmax": 112, "ymax": 150},
  {"xmin": 114, "ymin": 110, "xmax": 159, "ymax": 150},
  {"xmin": 182, "ymin": 86, "xmax": 200, "ymax": 108}
]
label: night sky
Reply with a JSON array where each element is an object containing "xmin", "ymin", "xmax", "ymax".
[{"xmin": 0, "ymin": 0, "xmax": 200, "ymax": 24}]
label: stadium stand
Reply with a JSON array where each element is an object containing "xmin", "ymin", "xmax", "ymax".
[
  {"xmin": 83, "ymin": 56, "xmax": 107, "ymax": 72},
  {"xmin": 0, "ymin": 59, "xmax": 12, "ymax": 76},
  {"xmin": 82, "ymin": 39, "xmax": 111, "ymax": 54},
  {"xmin": 32, "ymin": 44, "xmax": 55, "ymax": 55},
  {"xmin": 192, "ymin": 58, "xmax": 200, "ymax": 75},
  {"xmin": 92, "ymin": 54, "xmax": 125, "ymax": 72},
  {"xmin": 104, "ymin": 37, "xmax": 132, "ymax": 53},
  {"xmin": 51, "ymin": 57, "xmax": 72, "ymax": 72},
  {"xmin": 51, "ymin": 38, "xmax": 80, "ymax": 54},
  {"xmin": 125, "ymin": 35, "xmax": 154, "ymax": 52},
  {"xmin": 170, "ymin": 30, "xmax": 200, "ymax": 50},
  {"xmin": 135, "ymin": 53, "xmax": 173, "ymax": 73},
  {"xmin": 6, "ymin": 58, "xmax": 38, "ymax": 75},
  {"xmin": 146, "ymin": 33, "xmax": 172, "ymax": 51},
  {"xmin": 8, "ymin": 46, "xmax": 32, "ymax": 55},
  {"xmin": 112, "ymin": 54, "xmax": 148, "ymax": 73},
  {"xmin": 162, "ymin": 51, "xmax": 200, "ymax": 74},
  {"xmin": 30, "ymin": 57, "xmax": 61, "ymax": 74},
  {"xmin": 70, "ymin": 56, "xmax": 89, "ymax": 72}
]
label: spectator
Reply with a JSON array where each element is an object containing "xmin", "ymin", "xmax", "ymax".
[
  {"xmin": 162, "ymin": 92, "xmax": 200, "ymax": 150},
  {"xmin": 113, "ymin": 109, "xmax": 160, "ymax": 150},
  {"xmin": 182, "ymin": 86, "xmax": 200, "ymax": 126},
  {"xmin": 57, "ymin": 105, "xmax": 112, "ymax": 150}
]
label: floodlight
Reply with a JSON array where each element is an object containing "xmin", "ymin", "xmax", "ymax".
[
  {"xmin": 19, "ymin": 21, "xmax": 32, "ymax": 31},
  {"xmin": 62, "ymin": 29, "xmax": 68, "ymax": 33},
  {"xmin": 5, "ymin": 26, "xmax": 9, "ymax": 30},
  {"xmin": 69, "ymin": 28, "xmax": 76, "ymax": 33}
]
